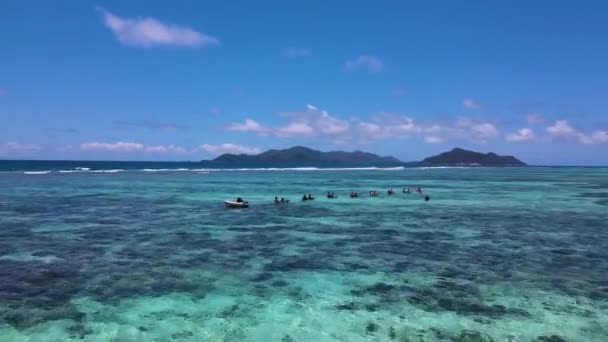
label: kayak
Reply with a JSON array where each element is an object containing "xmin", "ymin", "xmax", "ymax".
[{"xmin": 225, "ymin": 200, "xmax": 249, "ymax": 208}]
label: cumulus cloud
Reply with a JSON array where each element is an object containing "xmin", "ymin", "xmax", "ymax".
[
  {"xmin": 506, "ymin": 128, "xmax": 536, "ymax": 142},
  {"xmin": 588, "ymin": 131, "xmax": 608, "ymax": 144},
  {"xmin": 0, "ymin": 142, "xmax": 43, "ymax": 155},
  {"xmin": 358, "ymin": 122, "xmax": 382, "ymax": 135},
  {"xmin": 526, "ymin": 113, "xmax": 545, "ymax": 124},
  {"xmin": 275, "ymin": 122, "xmax": 315, "ymax": 137},
  {"xmin": 225, "ymin": 105, "xmax": 508, "ymax": 145},
  {"xmin": 226, "ymin": 105, "xmax": 350, "ymax": 139},
  {"xmin": 453, "ymin": 117, "xmax": 500, "ymax": 143},
  {"xmin": 547, "ymin": 120, "xmax": 576, "ymax": 137},
  {"xmin": 199, "ymin": 143, "xmax": 261, "ymax": 155},
  {"xmin": 357, "ymin": 115, "xmax": 499, "ymax": 144},
  {"xmin": 96, "ymin": 6, "xmax": 219, "ymax": 48},
  {"xmin": 357, "ymin": 114, "xmax": 422, "ymax": 139},
  {"xmin": 144, "ymin": 144, "xmax": 187, "ymax": 154},
  {"xmin": 7, "ymin": 142, "xmax": 42, "ymax": 151},
  {"xmin": 424, "ymin": 136, "xmax": 444, "ymax": 144},
  {"xmin": 345, "ymin": 55, "xmax": 384, "ymax": 73},
  {"xmin": 285, "ymin": 47, "xmax": 311, "ymax": 57},
  {"xmin": 471, "ymin": 123, "xmax": 499, "ymax": 140},
  {"xmin": 80, "ymin": 142, "xmax": 190, "ymax": 154},
  {"xmin": 462, "ymin": 98, "xmax": 481, "ymax": 110},
  {"xmin": 546, "ymin": 120, "xmax": 608, "ymax": 144},
  {"xmin": 226, "ymin": 119, "xmax": 266, "ymax": 134},
  {"xmin": 80, "ymin": 142, "xmax": 144, "ymax": 152}
]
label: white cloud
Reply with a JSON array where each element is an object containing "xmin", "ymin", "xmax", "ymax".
[
  {"xmin": 526, "ymin": 113, "xmax": 545, "ymax": 124},
  {"xmin": 357, "ymin": 115, "xmax": 501, "ymax": 144},
  {"xmin": 275, "ymin": 122, "xmax": 315, "ymax": 137},
  {"xmin": 345, "ymin": 55, "xmax": 384, "ymax": 73},
  {"xmin": 424, "ymin": 136, "xmax": 444, "ymax": 144},
  {"xmin": 199, "ymin": 143, "xmax": 261, "ymax": 155},
  {"xmin": 578, "ymin": 130, "xmax": 608, "ymax": 145},
  {"xmin": 96, "ymin": 7, "xmax": 219, "ymax": 48},
  {"xmin": 453, "ymin": 118, "xmax": 500, "ymax": 143},
  {"xmin": 145, "ymin": 145, "xmax": 187, "ymax": 154},
  {"xmin": 226, "ymin": 119, "xmax": 265, "ymax": 133},
  {"xmin": 358, "ymin": 122, "xmax": 383, "ymax": 136},
  {"xmin": 80, "ymin": 141, "xmax": 144, "ymax": 152},
  {"xmin": 588, "ymin": 131, "xmax": 608, "ymax": 144},
  {"xmin": 225, "ymin": 106, "xmax": 506, "ymax": 145},
  {"xmin": 546, "ymin": 120, "xmax": 608, "ymax": 144},
  {"xmin": 471, "ymin": 123, "xmax": 499, "ymax": 140},
  {"xmin": 356, "ymin": 114, "xmax": 424, "ymax": 141},
  {"xmin": 226, "ymin": 105, "xmax": 350, "ymax": 139},
  {"xmin": 425, "ymin": 125, "xmax": 441, "ymax": 134},
  {"xmin": 462, "ymin": 98, "xmax": 481, "ymax": 110},
  {"xmin": 285, "ymin": 47, "xmax": 311, "ymax": 57},
  {"xmin": 80, "ymin": 142, "xmax": 190, "ymax": 154},
  {"xmin": 0, "ymin": 142, "xmax": 43, "ymax": 155},
  {"xmin": 547, "ymin": 120, "xmax": 576, "ymax": 137},
  {"xmin": 506, "ymin": 128, "xmax": 536, "ymax": 142},
  {"xmin": 7, "ymin": 142, "xmax": 42, "ymax": 151},
  {"xmin": 319, "ymin": 117, "xmax": 349, "ymax": 135}
]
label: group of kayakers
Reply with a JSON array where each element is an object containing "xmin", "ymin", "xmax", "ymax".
[
  {"xmin": 402, "ymin": 187, "xmax": 423, "ymax": 194},
  {"xmin": 231, "ymin": 187, "xmax": 428, "ymax": 208},
  {"xmin": 299, "ymin": 186, "xmax": 426, "ymax": 201}
]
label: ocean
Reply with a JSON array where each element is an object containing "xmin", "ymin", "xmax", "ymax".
[{"xmin": 0, "ymin": 163, "xmax": 607, "ymax": 341}]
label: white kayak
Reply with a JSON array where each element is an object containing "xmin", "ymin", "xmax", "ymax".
[{"xmin": 225, "ymin": 200, "xmax": 249, "ymax": 208}]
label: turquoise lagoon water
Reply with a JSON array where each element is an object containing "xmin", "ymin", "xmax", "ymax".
[{"xmin": 0, "ymin": 166, "xmax": 607, "ymax": 341}]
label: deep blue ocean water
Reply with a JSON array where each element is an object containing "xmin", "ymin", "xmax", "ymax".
[{"xmin": 0, "ymin": 163, "xmax": 607, "ymax": 341}]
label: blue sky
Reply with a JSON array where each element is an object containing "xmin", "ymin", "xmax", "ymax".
[{"xmin": 1, "ymin": 0, "xmax": 607, "ymax": 165}]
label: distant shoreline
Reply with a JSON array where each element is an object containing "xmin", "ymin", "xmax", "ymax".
[{"xmin": 0, "ymin": 161, "xmax": 606, "ymax": 174}]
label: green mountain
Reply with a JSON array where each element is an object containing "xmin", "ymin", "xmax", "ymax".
[
  {"xmin": 202, "ymin": 146, "xmax": 526, "ymax": 167},
  {"xmin": 204, "ymin": 146, "xmax": 403, "ymax": 167},
  {"xmin": 419, "ymin": 148, "xmax": 527, "ymax": 166}
]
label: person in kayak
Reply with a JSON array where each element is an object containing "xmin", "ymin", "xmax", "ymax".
[
  {"xmin": 403, "ymin": 188, "xmax": 411, "ymax": 193},
  {"xmin": 302, "ymin": 194, "xmax": 308, "ymax": 201},
  {"xmin": 274, "ymin": 197, "xmax": 279, "ymax": 203},
  {"xmin": 416, "ymin": 187, "xmax": 423, "ymax": 193},
  {"xmin": 307, "ymin": 194, "xmax": 314, "ymax": 200},
  {"xmin": 388, "ymin": 189, "xmax": 395, "ymax": 195}
]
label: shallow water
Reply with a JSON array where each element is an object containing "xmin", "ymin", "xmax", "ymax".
[{"xmin": 0, "ymin": 167, "xmax": 607, "ymax": 341}]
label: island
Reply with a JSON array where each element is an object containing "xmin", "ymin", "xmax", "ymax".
[
  {"xmin": 202, "ymin": 146, "xmax": 403, "ymax": 168},
  {"xmin": 201, "ymin": 146, "xmax": 526, "ymax": 168},
  {"xmin": 419, "ymin": 148, "xmax": 527, "ymax": 167}
]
